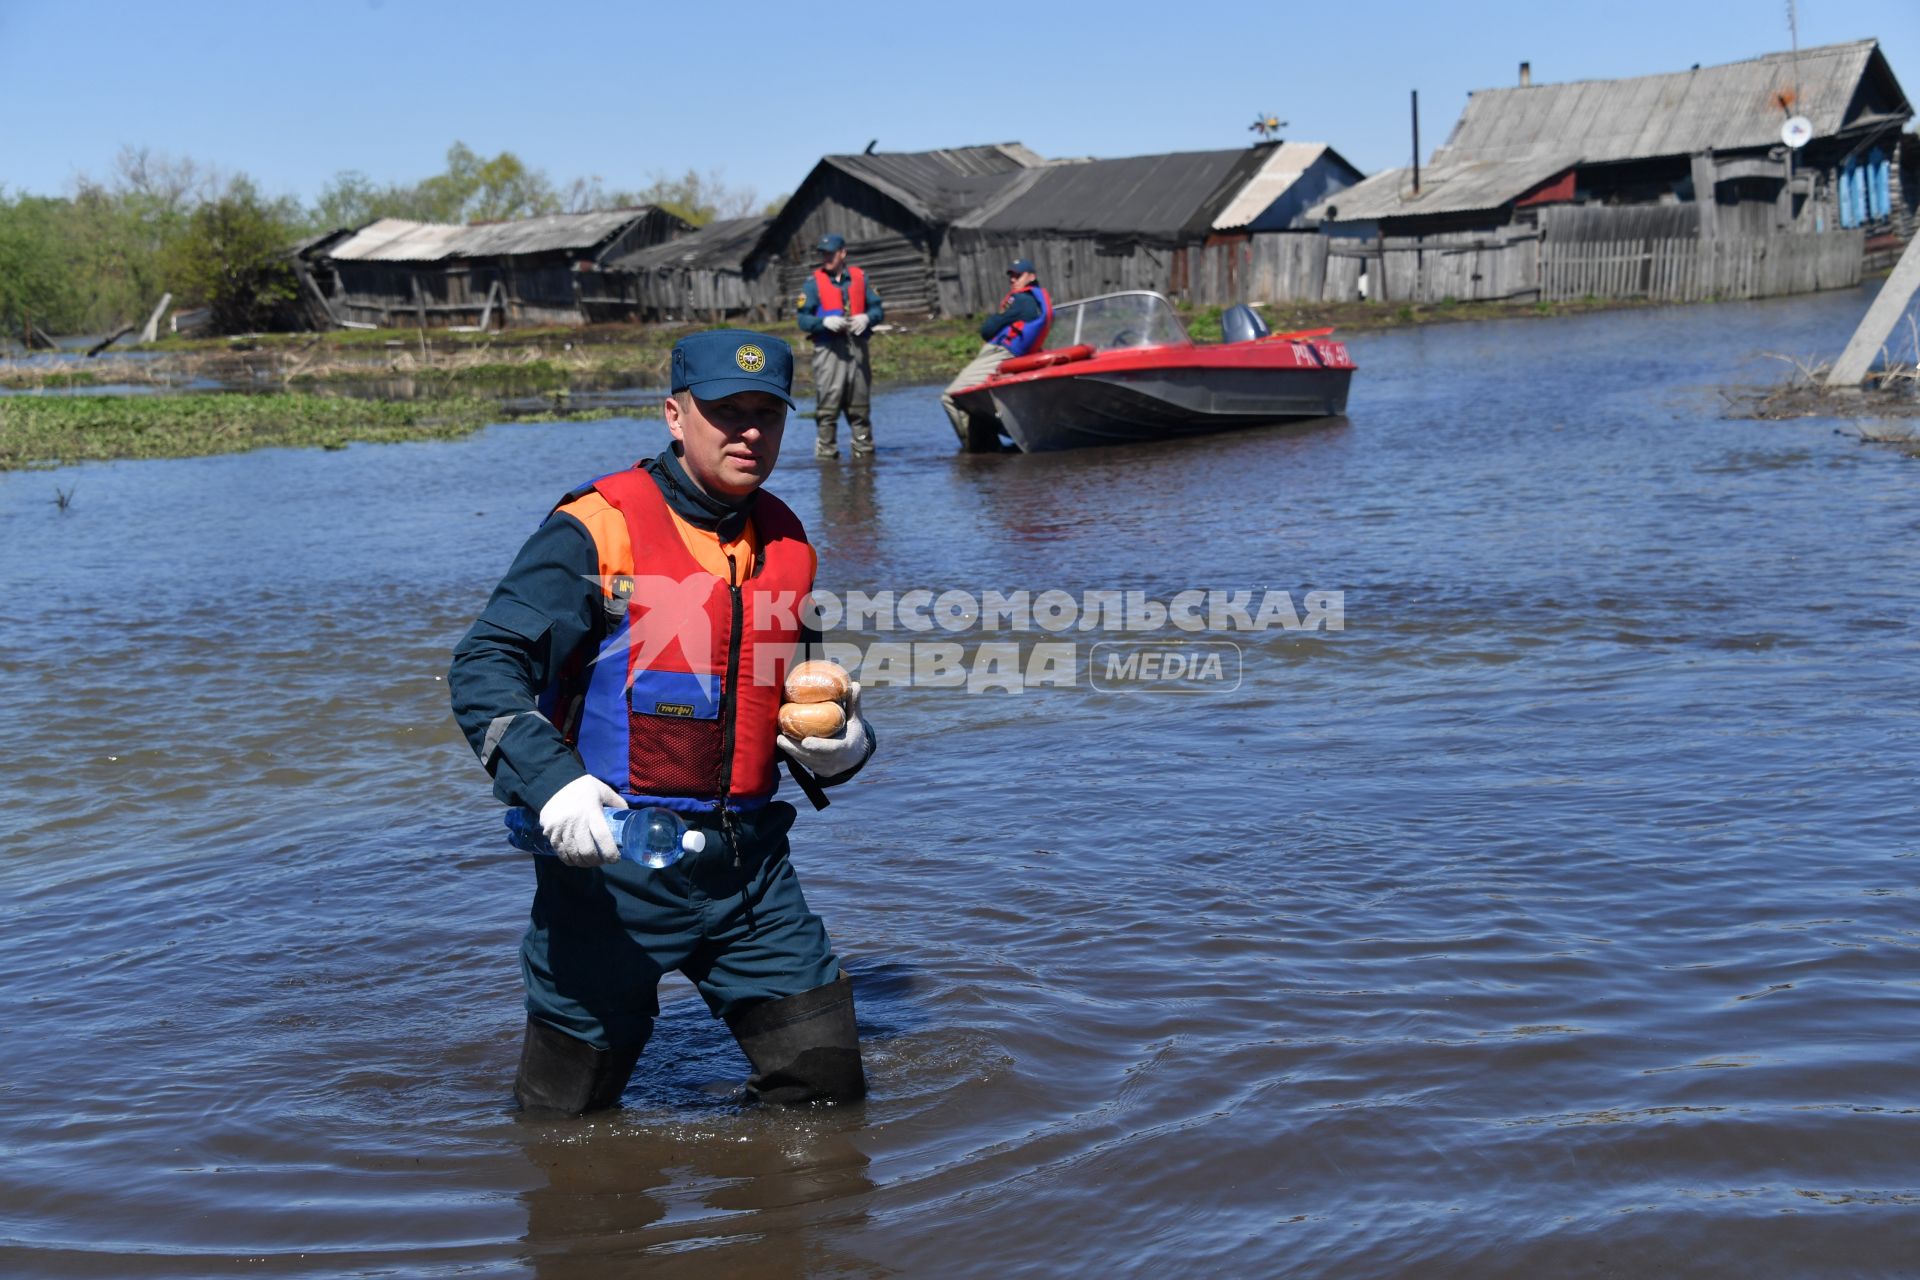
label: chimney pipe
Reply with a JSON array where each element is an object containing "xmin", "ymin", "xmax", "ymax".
[
  {"xmin": 1520, "ymin": 61, "xmax": 1532, "ymax": 87},
  {"xmin": 1411, "ymin": 89, "xmax": 1421, "ymax": 194}
]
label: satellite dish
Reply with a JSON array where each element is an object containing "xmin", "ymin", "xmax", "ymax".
[{"xmin": 1781, "ymin": 115, "xmax": 1813, "ymax": 149}]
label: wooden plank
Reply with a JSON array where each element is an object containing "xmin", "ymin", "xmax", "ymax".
[
  {"xmin": 85, "ymin": 323, "xmax": 137, "ymax": 357},
  {"xmin": 1830, "ymin": 234, "xmax": 1920, "ymax": 384}
]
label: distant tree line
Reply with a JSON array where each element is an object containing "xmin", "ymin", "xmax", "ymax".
[{"xmin": 1, "ymin": 143, "xmax": 784, "ymax": 338}]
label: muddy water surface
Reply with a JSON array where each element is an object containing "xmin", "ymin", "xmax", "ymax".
[{"xmin": 1, "ymin": 284, "xmax": 1916, "ymax": 1277}]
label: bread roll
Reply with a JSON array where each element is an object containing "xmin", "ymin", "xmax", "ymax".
[
  {"xmin": 779, "ymin": 701, "xmax": 847, "ymax": 740},
  {"xmin": 784, "ymin": 660, "xmax": 852, "ymax": 705}
]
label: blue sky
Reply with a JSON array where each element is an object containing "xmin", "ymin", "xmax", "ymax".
[{"xmin": 3, "ymin": 0, "xmax": 1913, "ymax": 209}]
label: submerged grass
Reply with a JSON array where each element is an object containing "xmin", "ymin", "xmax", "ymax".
[
  {"xmin": 0, "ymin": 393, "xmax": 627, "ymax": 470},
  {"xmin": 4, "ymin": 292, "xmax": 1677, "ymax": 469},
  {"xmin": 0, "ymin": 369, "xmax": 104, "ymax": 390}
]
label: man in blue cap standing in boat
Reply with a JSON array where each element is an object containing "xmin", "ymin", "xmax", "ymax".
[
  {"xmin": 941, "ymin": 257, "xmax": 1051, "ymax": 450},
  {"xmin": 794, "ymin": 233, "xmax": 884, "ymax": 460},
  {"xmin": 449, "ymin": 328, "xmax": 878, "ymax": 1115}
]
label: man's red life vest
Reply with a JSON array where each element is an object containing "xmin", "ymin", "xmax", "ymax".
[
  {"xmin": 543, "ymin": 467, "xmax": 812, "ymax": 815},
  {"xmin": 993, "ymin": 285, "xmax": 1053, "ymax": 357},
  {"xmin": 813, "ymin": 266, "xmax": 868, "ymax": 318}
]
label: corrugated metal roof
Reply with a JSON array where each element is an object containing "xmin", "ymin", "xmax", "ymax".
[
  {"xmin": 610, "ymin": 216, "xmax": 772, "ymax": 273},
  {"xmin": 1440, "ymin": 39, "xmax": 1893, "ymax": 165},
  {"xmin": 1213, "ymin": 142, "xmax": 1334, "ymax": 229},
  {"xmin": 956, "ymin": 147, "xmax": 1269, "ymax": 238},
  {"xmin": 322, "ymin": 208, "xmax": 661, "ymax": 262},
  {"xmin": 326, "ymin": 219, "xmax": 468, "ymax": 262},
  {"xmin": 1306, "ymin": 153, "xmax": 1580, "ymax": 221}
]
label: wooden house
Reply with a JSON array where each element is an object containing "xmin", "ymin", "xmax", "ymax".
[
  {"xmin": 1310, "ymin": 39, "xmax": 1912, "ymax": 241},
  {"xmin": 304, "ymin": 207, "xmax": 690, "ymax": 329},
  {"xmin": 944, "ymin": 142, "xmax": 1364, "ymax": 312},
  {"xmin": 751, "ymin": 143, "xmax": 1046, "ymax": 316}
]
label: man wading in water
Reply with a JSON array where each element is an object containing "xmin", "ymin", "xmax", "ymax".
[
  {"xmin": 449, "ymin": 330, "xmax": 877, "ymax": 1114},
  {"xmin": 794, "ymin": 233, "xmax": 884, "ymax": 460}
]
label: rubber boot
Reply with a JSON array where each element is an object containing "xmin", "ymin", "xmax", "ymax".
[
  {"xmin": 513, "ymin": 1017, "xmax": 643, "ymax": 1117},
  {"xmin": 814, "ymin": 417, "xmax": 840, "ymax": 460},
  {"xmin": 963, "ymin": 414, "xmax": 1003, "ymax": 453},
  {"xmin": 727, "ymin": 973, "xmax": 866, "ymax": 1105},
  {"xmin": 848, "ymin": 412, "xmax": 876, "ymax": 459}
]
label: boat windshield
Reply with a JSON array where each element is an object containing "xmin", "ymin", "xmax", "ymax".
[{"xmin": 1045, "ymin": 291, "xmax": 1193, "ymax": 352}]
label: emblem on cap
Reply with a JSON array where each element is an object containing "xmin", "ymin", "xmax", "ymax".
[{"xmin": 735, "ymin": 343, "xmax": 766, "ymax": 373}]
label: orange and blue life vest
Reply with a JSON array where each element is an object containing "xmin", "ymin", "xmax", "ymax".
[
  {"xmin": 541, "ymin": 466, "xmax": 812, "ymax": 815},
  {"xmin": 812, "ymin": 267, "xmax": 868, "ymax": 319},
  {"xmin": 993, "ymin": 286, "xmax": 1053, "ymax": 357}
]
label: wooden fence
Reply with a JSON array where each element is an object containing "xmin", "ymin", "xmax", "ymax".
[
  {"xmin": 1172, "ymin": 227, "xmax": 1864, "ymax": 308},
  {"xmin": 1540, "ymin": 232, "xmax": 1863, "ymax": 302}
]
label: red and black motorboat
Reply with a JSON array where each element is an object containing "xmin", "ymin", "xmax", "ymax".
[{"xmin": 947, "ymin": 291, "xmax": 1355, "ymax": 453}]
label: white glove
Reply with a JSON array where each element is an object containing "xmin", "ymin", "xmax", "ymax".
[
  {"xmin": 777, "ymin": 682, "xmax": 874, "ymax": 782},
  {"xmin": 848, "ymin": 313, "xmax": 871, "ymax": 337},
  {"xmin": 539, "ymin": 774, "xmax": 628, "ymax": 867},
  {"xmin": 821, "ymin": 315, "xmax": 849, "ymax": 334}
]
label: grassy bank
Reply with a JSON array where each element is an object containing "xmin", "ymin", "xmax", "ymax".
[
  {"xmin": 0, "ymin": 293, "xmax": 1663, "ymax": 469},
  {"xmin": 132, "ymin": 294, "xmax": 1639, "ymax": 383},
  {"xmin": 0, "ymin": 393, "xmax": 623, "ymax": 470}
]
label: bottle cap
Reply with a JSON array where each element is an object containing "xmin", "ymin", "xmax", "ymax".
[{"xmin": 681, "ymin": 829, "xmax": 707, "ymax": 854}]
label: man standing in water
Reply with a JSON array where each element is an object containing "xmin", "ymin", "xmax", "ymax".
[
  {"xmin": 794, "ymin": 233, "xmax": 883, "ymax": 460},
  {"xmin": 940, "ymin": 258, "xmax": 1051, "ymax": 450},
  {"xmin": 449, "ymin": 330, "xmax": 877, "ymax": 1115}
]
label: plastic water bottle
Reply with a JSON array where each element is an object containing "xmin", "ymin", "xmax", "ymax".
[{"xmin": 503, "ymin": 805, "xmax": 707, "ymax": 869}]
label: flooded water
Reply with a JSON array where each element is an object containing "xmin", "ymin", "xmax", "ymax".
[{"xmin": 2, "ymin": 285, "xmax": 1917, "ymax": 1277}]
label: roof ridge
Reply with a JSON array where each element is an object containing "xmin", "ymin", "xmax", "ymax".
[{"xmin": 1469, "ymin": 37, "xmax": 1877, "ymax": 95}]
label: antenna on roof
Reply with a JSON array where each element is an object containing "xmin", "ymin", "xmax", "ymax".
[
  {"xmin": 864, "ymin": 139, "xmax": 878, "ymax": 155},
  {"xmin": 1785, "ymin": 0, "xmax": 1802, "ymax": 115}
]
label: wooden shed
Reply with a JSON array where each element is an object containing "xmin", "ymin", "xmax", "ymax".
[
  {"xmin": 605, "ymin": 216, "xmax": 775, "ymax": 323},
  {"xmin": 944, "ymin": 142, "xmax": 1362, "ymax": 312},
  {"xmin": 752, "ymin": 143, "xmax": 1046, "ymax": 317},
  {"xmin": 306, "ymin": 207, "xmax": 690, "ymax": 329}
]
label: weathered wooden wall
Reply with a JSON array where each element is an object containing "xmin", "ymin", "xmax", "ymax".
[
  {"xmin": 767, "ymin": 171, "xmax": 939, "ymax": 315},
  {"xmin": 618, "ymin": 265, "xmax": 778, "ymax": 323},
  {"xmin": 1537, "ymin": 204, "xmax": 1701, "ymax": 241},
  {"xmin": 946, "ymin": 234, "xmax": 1182, "ymax": 314},
  {"xmin": 332, "ymin": 259, "xmax": 600, "ymax": 327}
]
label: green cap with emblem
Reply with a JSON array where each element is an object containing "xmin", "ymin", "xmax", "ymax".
[{"xmin": 669, "ymin": 328, "xmax": 796, "ymax": 408}]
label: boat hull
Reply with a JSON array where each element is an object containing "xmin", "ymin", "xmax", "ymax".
[{"xmin": 949, "ymin": 338, "xmax": 1355, "ymax": 453}]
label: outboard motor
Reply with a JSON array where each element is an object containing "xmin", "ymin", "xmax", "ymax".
[{"xmin": 1220, "ymin": 304, "xmax": 1271, "ymax": 345}]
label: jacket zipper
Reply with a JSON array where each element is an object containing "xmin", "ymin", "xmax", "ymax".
[{"xmin": 717, "ymin": 551, "xmax": 745, "ymax": 865}]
